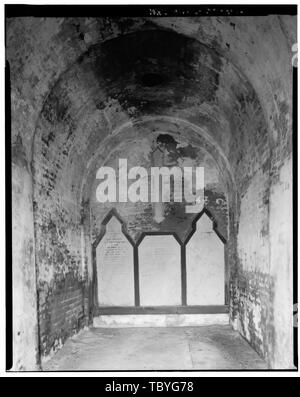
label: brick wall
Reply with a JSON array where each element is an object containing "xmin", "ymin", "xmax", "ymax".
[
  {"xmin": 8, "ymin": 16, "xmax": 295, "ymax": 368},
  {"xmin": 38, "ymin": 274, "xmax": 87, "ymax": 356}
]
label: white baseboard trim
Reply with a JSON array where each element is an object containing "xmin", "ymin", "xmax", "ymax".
[{"xmin": 93, "ymin": 313, "xmax": 229, "ymax": 328}]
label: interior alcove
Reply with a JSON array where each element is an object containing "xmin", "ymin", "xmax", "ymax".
[
  {"xmin": 79, "ymin": 118, "xmax": 234, "ymax": 314},
  {"xmin": 28, "ymin": 24, "xmax": 291, "ymax": 369}
]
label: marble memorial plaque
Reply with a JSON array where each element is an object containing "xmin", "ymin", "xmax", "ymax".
[
  {"xmin": 138, "ymin": 235, "xmax": 181, "ymax": 306},
  {"xmin": 186, "ymin": 213, "xmax": 225, "ymax": 305},
  {"xmin": 96, "ymin": 216, "xmax": 134, "ymax": 306}
]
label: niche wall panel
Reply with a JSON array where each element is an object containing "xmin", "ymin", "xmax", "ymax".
[
  {"xmin": 96, "ymin": 216, "xmax": 135, "ymax": 306},
  {"xmin": 186, "ymin": 213, "xmax": 225, "ymax": 305},
  {"xmin": 138, "ymin": 235, "xmax": 181, "ymax": 306}
]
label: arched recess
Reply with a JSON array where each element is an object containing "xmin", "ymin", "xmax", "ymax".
[
  {"xmin": 8, "ymin": 15, "xmax": 293, "ymax": 369},
  {"xmin": 31, "ymin": 26, "xmax": 270, "ymax": 359},
  {"xmin": 79, "ymin": 116, "xmax": 237, "ymax": 317}
]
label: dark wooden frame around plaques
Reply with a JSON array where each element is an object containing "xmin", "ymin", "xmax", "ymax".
[{"xmin": 92, "ymin": 208, "xmax": 228, "ymax": 316}]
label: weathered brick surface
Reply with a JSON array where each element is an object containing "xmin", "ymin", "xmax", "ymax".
[
  {"xmin": 7, "ymin": 15, "xmax": 295, "ymax": 369},
  {"xmin": 88, "ymin": 138, "xmax": 228, "ymax": 243},
  {"xmin": 38, "ymin": 273, "xmax": 87, "ymax": 356}
]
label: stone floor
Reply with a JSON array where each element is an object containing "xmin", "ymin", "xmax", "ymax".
[{"xmin": 43, "ymin": 325, "xmax": 267, "ymax": 370}]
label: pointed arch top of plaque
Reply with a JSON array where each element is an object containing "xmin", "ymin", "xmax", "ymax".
[
  {"xmin": 185, "ymin": 208, "xmax": 226, "ymax": 245},
  {"xmin": 93, "ymin": 208, "xmax": 135, "ymax": 248}
]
